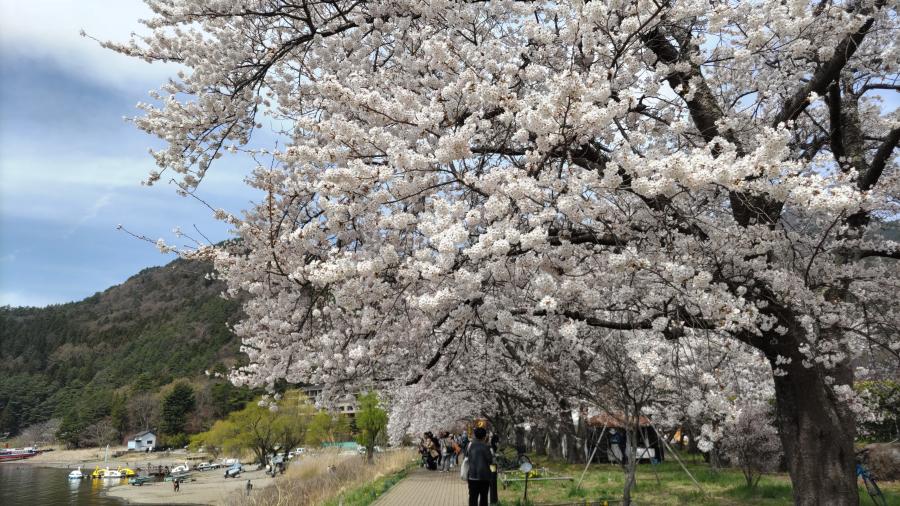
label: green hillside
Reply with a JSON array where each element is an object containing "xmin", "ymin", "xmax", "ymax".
[{"xmin": 0, "ymin": 257, "xmax": 250, "ymax": 443}]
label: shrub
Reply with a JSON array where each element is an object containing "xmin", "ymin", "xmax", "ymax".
[
  {"xmin": 165, "ymin": 432, "xmax": 190, "ymax": 449},
  {"xmin": 719, "ymin": 403, "xmax": 782, "ymax": 488}
]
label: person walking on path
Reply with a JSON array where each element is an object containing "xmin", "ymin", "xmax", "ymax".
[
  {"xmin": 173, "ymin": 479, "xmax": 180, "ymax": 493},
  {"xmin": 246, "ymin": 479, "xmax": 253, "ymax": 496},
  {"xmin": 422, "ymin": 432, "xmax": 440, "ymax": 470},
  {"xmin": 489, "ymin": 432, "xmax": 500, "ymax": 503},
  {"xmin": 466, "ymin": 427, "xmax": 494, "ymax": 506},
  {"xmin": 458, "ymin": 431, "xmax": 470, "ymax": 462},
  {"xmin": 440, "ymin": 432, "xmax": 454, "ymax": 472}
]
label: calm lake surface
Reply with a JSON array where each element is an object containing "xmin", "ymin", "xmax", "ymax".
[{"xmin": 0, "ymin": 465, "xmax": 125, "ymax": 505}]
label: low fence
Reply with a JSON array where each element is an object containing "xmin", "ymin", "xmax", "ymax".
[{"xmin": 517, "ymin": 501, "xmax": 624, "ymax": 506}]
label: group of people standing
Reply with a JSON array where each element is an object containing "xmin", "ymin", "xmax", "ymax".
[
  {"xmin": 419, "ymin": 430, "xmax": 467, "ymax": 471},
  {"xmin": 420, "ymin": 426, "xmax": 499, "ymax": 506}
]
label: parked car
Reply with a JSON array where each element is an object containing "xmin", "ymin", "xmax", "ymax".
[
  {"xmin": 195, "ymin": 462, "xmax": 214, "ymax": 471},
  {"xmin": 224, "ymin": 463, "xmax": 243, "ymax": 478}
]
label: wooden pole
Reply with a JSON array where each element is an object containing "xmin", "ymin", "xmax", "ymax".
[
  {"xmin": 641, "ymin": 427, "xmax": 661, "ymax": 486},
  {"xmin": 647, "ymin": 420, "xmax": 704, "ymax": 495},
  {"xmin": 576, "ymin": 423, "xmax": 607, "ymax": 489},
  {"xmin": 523, "ymin": 471, "xmax": 529, "ymax": 502}
]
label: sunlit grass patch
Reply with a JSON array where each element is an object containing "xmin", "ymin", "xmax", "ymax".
[
  {"xmin": 222, "ymin": 448, "xmax": 417, "ymax": 506},
  {"xmin": 495, "ymin": 455, "xmax": 900, "ymax": 506}
]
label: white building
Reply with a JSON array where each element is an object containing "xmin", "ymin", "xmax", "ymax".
[
  {"xmin": 127, "ymin": 430, "xmax": 157, "ymax": 452},
  {"xmin": 300, "ymin": 385, "xmax": 358, "ymax": 415}
]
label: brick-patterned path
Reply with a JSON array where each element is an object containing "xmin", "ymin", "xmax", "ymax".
[{"xmin": 373, "ymin": 467, "xmax": 468, "ymax": 506}]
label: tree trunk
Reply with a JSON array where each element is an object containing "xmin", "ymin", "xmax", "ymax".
[
  {"xmin": 559, "ymin": 410, "xmax": 579, "ymax": 464},
  {"xmin": 772, "ymin": 356, "xmax": 857, "ymax": 505},
  {"xmin": 548, "ymin": 429, "xmax": 562, "ymax": 460},
  {"xmin": 532, "ymin": 427, "xmax": 546, "ymax": 456},
  {"xmin": 254, "ymin": 447, "xmax": 267, "ymax": 467},
  {"xmin": 622, "ymin": 423, "xmax": 638, "ymax": 506},
  {"xmin": 709, "ymin": 442, "xmax": 720, "ymax": 472},
  {"xmin": 514, "ymin": 425, "xmax": 526, "ymax": 454},
  {"xmin": 687, "ymin": 425, "xmax": 700, "ymax": 456}
]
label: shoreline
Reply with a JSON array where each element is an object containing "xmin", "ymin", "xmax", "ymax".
[
  {"xmin": 7, "ymin": 446, "xmax": 276, "ymax": 505},
  {"xmin": 16, "ymin": 446, "xmax": 220, "ymax": 471},
  {"xmin": 102, "ymin": 467, "xmax": 276, "ymax": 505}
]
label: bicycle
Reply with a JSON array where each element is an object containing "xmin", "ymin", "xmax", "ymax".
[
  {"xmin": 857, "ymin": 463, "xmax": 887, "ymax": 506},
  {"xmin": 495, "ymin": 449, "xmax": 532, "ymax": 472}
]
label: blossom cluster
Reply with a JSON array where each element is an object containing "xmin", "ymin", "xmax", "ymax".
[{"xmin": 112, "ymin": 0, "xmax": 898, "ymax": 470}]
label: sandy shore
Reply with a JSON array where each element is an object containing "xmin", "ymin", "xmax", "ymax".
[
  {"xmin": 21, "ymin": 446, "xmax": 276, "ymax": 504},
  {"xmin": 25, "ymin": 446, "xmax": 213, "ymax": 470},
  {"xmin": 104, "ymin": 467, "xmax": 276, "ymax": 505}
]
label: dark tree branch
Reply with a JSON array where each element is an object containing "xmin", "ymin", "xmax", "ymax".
[
  {"xmin": 827, "ymin": 82, "xmax": 846, "ymax": 166},
  {"xmin": 514, "ymin": 308, "xmax": 716, "ymax": 340},
  {"xmin": 547, "ymin": 227, "xmax": 623, "ymax": 248},
  {"xmin": 641, "ymin": 28, "xmax": 729, "ymax": 146},
  {"xmin": 858, "ymin": 127, "xmax": 900, "ymax": 191},
  {"xmin": 859, "ymin": 83, "xmax": 900, "ymax": 94},
  {"xmin": 856, "ymin": 249, "xmax": 900, "ymax": 260},
  {"xmin": 771, "ymin": 17, "xmax": 876, "ymax": 127}
]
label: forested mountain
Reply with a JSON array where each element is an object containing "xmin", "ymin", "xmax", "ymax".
[{"xmin": 0, "ymin": 257, "xmax": 248, "ymax": 440}]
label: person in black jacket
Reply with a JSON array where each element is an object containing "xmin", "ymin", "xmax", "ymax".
[
  {"xmin": 488, "ymin": 432, "xmax": 500, "ymax": 503},
  {"xmin": 467, "ymin": 427, "xmax": 494, "ymax": 506}
]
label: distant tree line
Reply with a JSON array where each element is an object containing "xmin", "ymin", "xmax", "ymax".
[
  {"xmin": 0, "ymin": 258, "xmax": 250, "ymax": 443},
  {"xmin": 190, "ymin": 390, "xmax": 388, "ymax": 466}
]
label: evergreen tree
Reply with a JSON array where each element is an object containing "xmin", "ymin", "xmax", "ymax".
[
  {"xmin": 110, "ymin": 395, "xmax": 129, "ymax": 436},
  {"xmin": 161, "ymin": 382, "xmax": 195, "ymax": 437},
  {"xmin": 56, "ymin": 412, "xmax": 86, "ymax": 449}
]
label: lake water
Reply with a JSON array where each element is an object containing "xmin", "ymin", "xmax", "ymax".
[{"xmin": 0, "ymin": 465, "xmax": 125, "ymax": 505}]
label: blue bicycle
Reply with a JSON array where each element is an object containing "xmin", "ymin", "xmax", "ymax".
[{"xmin": 857, "ymin": 463, "xmax": 887, "ymax": 506}]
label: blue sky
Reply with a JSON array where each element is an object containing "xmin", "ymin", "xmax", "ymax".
[{"xmin": 0, "ymin": 1, "xmax": 255, "ymax": 307}]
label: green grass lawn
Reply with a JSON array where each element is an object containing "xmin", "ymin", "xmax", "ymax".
[{"xmin": 495, "ymin": 456, "xmax": 900, "ymax": 505}]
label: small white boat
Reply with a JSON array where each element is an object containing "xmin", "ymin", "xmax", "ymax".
[
  {"xmin": 102, "ymin": 467, "xmax": 125, "ymax": 479},
  {"xmin": 68, "ymin": 467, "xmax": 84, "ymax": 480},
  {"xmin": 90, "ymin": 446, "xmax": 126, "ymax": 479}
]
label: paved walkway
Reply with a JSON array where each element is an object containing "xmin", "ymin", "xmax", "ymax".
[{"xmin": 373, "ymin": 467, "xmax": 468, "ymax": 506}]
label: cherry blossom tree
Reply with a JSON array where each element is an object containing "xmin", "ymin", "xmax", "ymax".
[
  {"xmin": 720, "ymin": 402, "xmax": 783, "ymax": 489},
  {"xmin": 108, "ymin": 1, "xmax": 899, "ymax": 504}
]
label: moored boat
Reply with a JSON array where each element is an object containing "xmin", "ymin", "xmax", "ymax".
[
  {"xmin": 68, "ymin": 467, "xmax": 84, "ymax": 479},
  {"xmin": 129, "ymin": 476, "xmax": 152, "ymax": 486},
  {"xmin": 0, "ymin": 447, "xmax": 41, "ymax": 462},
  {"xmin": 170, "ymin": 461, "xmax": 190, "ymax": 474},
  {"xmin": 165, "ymin": 471, "xmax": 192, "ymax": 482},
  {"xmin": 90, "ymin": 446, "xmax": 127, "ymax": 479},
  {"xmin": 101, "ymin": 467, "xmax": 125, "ymax": 479}
]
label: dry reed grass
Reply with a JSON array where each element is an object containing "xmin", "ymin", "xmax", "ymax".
[{"xmin": 220, "ymin": 448, "xmax": 417, "ymax": 506}]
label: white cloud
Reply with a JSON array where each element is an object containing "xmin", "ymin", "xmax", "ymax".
[
  {"xmin": 0, "ymin": 152, "xmax": 254, "ymax": 237},
  {"xmin": 0, "ymin": 0, "xmax": 180, "ymax": 90},
  {"xmin": 64, "ymin": 192, "xmax": 113, "ymax": 238},
  {"xmin": 0, "ymin": 152, "xmax": 251, "ymax": 193},
  {"xmin": 0, "ymin": 153, "xmax": 159, "ymax": 189}
]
